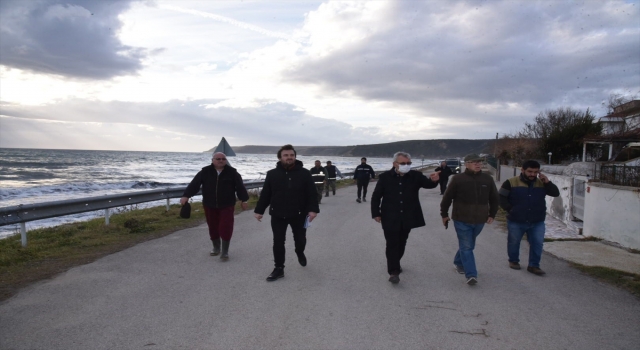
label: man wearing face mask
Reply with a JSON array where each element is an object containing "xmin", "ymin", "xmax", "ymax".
[{"xmin": 371, "ymin": 151, "xmax": 440, "ymax": 284}]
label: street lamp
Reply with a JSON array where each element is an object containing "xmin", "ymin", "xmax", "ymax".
[{"xmin": 548, "ymin": 152, "xmax": 552, "ymax": 165}]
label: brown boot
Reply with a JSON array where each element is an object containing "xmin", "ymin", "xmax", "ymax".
[{"xmin": 527, "ymin": 266, "xmax": 546, "ymax": 275}]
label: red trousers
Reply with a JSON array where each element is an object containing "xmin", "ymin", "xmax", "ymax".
[{"xmin": 203, "ymin": 205, "xmax": 235, "ymax": 241}]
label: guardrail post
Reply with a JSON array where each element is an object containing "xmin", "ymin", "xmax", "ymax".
[
  {"xmin": 20, "ymin": 222, "xmax": 27, "ymax": 247},
  {"xmin": 166, "ymin": 199, "xmax": 170, "ymax": 211},
  {"xmin": 104, "ymin": 208, "xmax": 110, "ymax": 225}
]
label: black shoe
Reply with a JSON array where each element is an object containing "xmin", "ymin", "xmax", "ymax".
[
  {"xmin": 362, "ymin": 198, "xmax": 367, "ymax": 202},
  {"xmin": 297, "ymin": 252, "xmax": 307, "ymax": 267},
  {"xmin": 454, "ymin": 264, "xmax": 465, "ymax": 274},
  {"xmin": 325, "ymin": 193, "xmax": 329, "ymax": 197},
  {"xmin": 389, "ymin": 274, "xmax": 400, "ymax": 284},
  {"xmin": 527, "ymin": 266, "xmax": 546, "ymax": 275},
  {"xmin": 509, "ymin": 262, "xmax": 521, "ymax": 270},
  {"xmin": 266, "ymin": 267, "xmax": 284, "ymax": 281},
  {"xmin": 356, "ymin": 198, "xmax": 361, "ymax": 203},
  {"xmin": 333, "ymin": 191, "xmax": 336, "ymax": 195},
  {"xmin": 466, "ymin": 276, "xmax": 478, "ymax": 285}
]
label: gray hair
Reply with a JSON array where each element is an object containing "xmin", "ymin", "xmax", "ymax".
[{"xmin": 393, "ymin": 151, "xmax": 411, "ymax": 162}]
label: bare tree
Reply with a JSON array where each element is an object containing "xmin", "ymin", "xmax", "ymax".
[
  {"xmin": 603, "ymin": 93, "xmax": 638, "ymax": 114},
  {"xmin": 521, "ymin": 107, "xmax": 602, "ymax": 163}
]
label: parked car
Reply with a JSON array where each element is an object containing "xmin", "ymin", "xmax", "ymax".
[{"xmin": 445, "ymin": 158, "xmax": 461, "ymax": 173}]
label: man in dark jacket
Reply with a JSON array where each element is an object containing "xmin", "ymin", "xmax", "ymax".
[
  {"xmin": 371, "ymin": 151, "xmax": 439, "ymax": 284},
  {"xmin": 181, "ymin": 152, "xmax": 249, "ymax": 261},
  {"xmin": 440, "ymin": 154, "xmax": 499, "ymax": 285},
  {"xmin": 499, "ymin": 160, "xmax": 560, "ymax": 275},
  {"xmin": 254, "ymin": 144, "xmax": 320, "ymax": 282},
  {"xmin": 435, "ymin": 161, "xmax": 454, "ymax": 195},
  {"xmin": 353, "ymin": 157, "xmax": 376, "ymax": 203}
]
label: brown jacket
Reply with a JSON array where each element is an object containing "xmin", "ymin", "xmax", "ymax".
[{"xmin": 440, "ymin": 168, "xmax": 499, "ymax": 224}]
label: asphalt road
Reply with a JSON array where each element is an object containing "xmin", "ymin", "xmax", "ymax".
[{"xmin": 1, "ymin": 181, "xmax": 639, "ymax": 349}]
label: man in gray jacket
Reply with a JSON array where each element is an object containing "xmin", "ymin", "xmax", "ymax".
[{"xmin": 440, "ymin": 154, "xmax": 499, "ymax": 285}]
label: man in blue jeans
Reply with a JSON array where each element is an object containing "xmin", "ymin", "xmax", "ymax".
[
  {"xmin": 499, "ymin": 160, "xmax": 560, "ymax": 275},
  {"xmin": 440, "ymin": 154, "xmax": 499, "ymax": 285}
]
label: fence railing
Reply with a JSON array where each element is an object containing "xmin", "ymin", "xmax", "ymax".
[
  {"xmin": 1, "ymin": 165, "xmax": 437, "ymax": 247},
  {"xmin": 598, "ymin": 165, "xmax": 640, "ymax": 187}
]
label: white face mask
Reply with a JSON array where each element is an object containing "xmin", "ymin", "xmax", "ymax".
[{"xmin": 397, "ymin": 164, "xmax": 412, "ymax": 173}]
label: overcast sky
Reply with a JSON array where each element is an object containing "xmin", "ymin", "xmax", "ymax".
[{"xmin": 0, "ymin": 0, "xmax": 638, "ymax": 152}]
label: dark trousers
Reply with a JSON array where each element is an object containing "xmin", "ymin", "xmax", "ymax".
[
  {"xmin": 357, "ymin": 179, "xmax": 370, "ymax": 199},
  {"xmin": 383, "ymin": 227, "xmax": 411, "ymax": 275},
  {"xmin": 271, "ymin": 215, "xmax": 307, "ymax": 268},
  {"xmin": 439, "ymin": 178, "xmax": 449, "ymax": 194},
  {"xmin": 203, "ymin": 205, "xmax": 235, "ymax": 241},
  {"xmin": 315, "ymin": 183, "xmax": 324, "ymax": 203}
]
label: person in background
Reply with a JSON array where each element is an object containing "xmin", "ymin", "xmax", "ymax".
[
  {"xmin": 353, "ymin": 157, "xmax": 376, "ymax": 203},
  {"xmin": 254, "ymin": 144, "xmax": 319, "ymax": 282},
  {"xmin": 324, "ymin": 161, "xmax": 343, "ymax": 197},
  {"xmin": 499, "ymin": 160, "xmax": 560, "ymax": 276},
  {"xmin": 434, "ymin": 161, "xmax": 454, "ymax": 195},
  {"xmin": 371, "ymin": 152, "xmax": 439, "ymax": 284},
  {"xmin": 310, "ymin": 160, "xmax": 327, "ymax": 204},
  {"xmin": 181, "ymin": 152, "xmax": 249, "ymax": 261},
  {"xmin": 440, "ymin": 154, "xmax": 499, "ymax": 286}
]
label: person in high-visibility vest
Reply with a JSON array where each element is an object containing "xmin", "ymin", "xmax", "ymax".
[
  {"xmin": 310, "ymin": 160, "xmax": 327, "ymax": 204},
  {"xmin": 324, "ymin": 160, "xmax": 343, "ymax": 197}
]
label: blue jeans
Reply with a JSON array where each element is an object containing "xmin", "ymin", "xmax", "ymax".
[
  {"xmin": 453, "ymin": 221, "xmax": 485, "ymax": 278},
  {"xmin": 507, "ymin": 220, "xmax": 545, "ymax": 268}
]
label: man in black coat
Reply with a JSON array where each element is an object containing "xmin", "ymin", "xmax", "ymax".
[
  {"xmin": 371, "ymin": 151, "xmax": 439, "ymax": 284},
  {"xmin": 181, "ymin": 152, "xmax": 249, "ymax": 261},
  {"xmin": 434, "ymin": 161, "xmax": 454, "ymax": 195},
  {"xmin": 353, "ymin": 157, "xmax": 376, "ymax": 203},
  {"xmin": 254, "ymin": 144, "xmax": 320, "ymax": 282}
]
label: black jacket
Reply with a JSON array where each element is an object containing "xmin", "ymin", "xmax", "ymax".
[
  {"xmin": 254, "ymin": 160, "xmax": 320, "ymax": 218},
  {"xmin": 310, "ymin": 166, "xmax": 327, "ymax": 184},
  {"xmin": 354, "ymin": 164, "xmax": 376, "ymax": 181},
  {"xmin": 371, "ymin": 167, "xmax": 438, "ymax": 231},
  {"xmin": 182, "ymin": 164, "xmax": 249, "ymax": 209},
  {"xmin": 434, "ymin": 166, "xmax": 454, "ymax": 182}
]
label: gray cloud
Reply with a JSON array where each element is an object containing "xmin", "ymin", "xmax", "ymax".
[
  {"xmin": 0, "ymin": 0, "xmax": 148, "ymax": 79},
  {"xmin": 287, "ymin": 0, "xmax": 639, "ymax": 121},
  {"xmin": 0, "ymin": 99, "xmax": 387, "ymax": 149}
]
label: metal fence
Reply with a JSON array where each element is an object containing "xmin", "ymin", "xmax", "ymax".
[
  {"xmin": 598, "ymin": 165, "xmax": 640, "ymax": 187},
  {"xmin": 1, "ymin": 165, "xmax": 437, "ymax": 247}
]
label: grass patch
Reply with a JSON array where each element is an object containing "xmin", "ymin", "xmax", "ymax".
[
  {"xmin": 0, "ymin": 195, "xmax": 259, "ymax": 302},
  {"xmin": 570, "ymin": 263, "xmax": 640, "ymax": 297}
]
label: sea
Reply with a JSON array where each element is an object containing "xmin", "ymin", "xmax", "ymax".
[{"xmin": 0, "ymin": 148, "xmax": 439, "ymax": 238}]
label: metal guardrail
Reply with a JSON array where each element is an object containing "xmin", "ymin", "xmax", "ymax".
[{"xmin": 0, "ymin": 164, "xmax": 437, "ymax": 246}]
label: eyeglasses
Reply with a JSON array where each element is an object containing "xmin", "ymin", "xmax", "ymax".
[
  {"xmin": 214, "ymin": 158, "xmax": 227, "ymax": 161},
  {"xmin": 397, "ymin": 162, "xmax": 412, "ymax": 165}
]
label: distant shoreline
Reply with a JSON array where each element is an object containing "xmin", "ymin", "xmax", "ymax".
[{"xmin": 214, "ymin": 139, "xmax": 494, "ymax": 158}]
